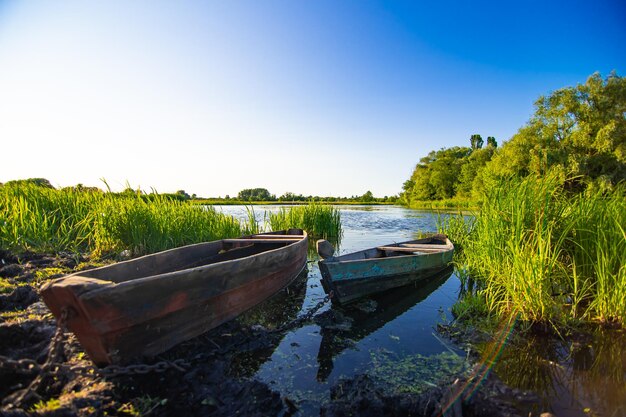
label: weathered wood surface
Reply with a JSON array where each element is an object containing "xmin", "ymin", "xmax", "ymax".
[
  {"xmin": 40, "ymin": 229, "xmax": 308, "ymax": 366},
  {"xmin": 377, "ymin": 246, "xmax": 446, "ymax": 253},
  {"xmin": 318, "ymin": 236, "xmax": 454, "ymax": 304},
  {"xmin": 223, "ymin": 238, "xmax": 303, "ymax": 243}
]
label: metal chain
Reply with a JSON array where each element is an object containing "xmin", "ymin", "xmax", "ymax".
[
  {"xmin": 89, "ymin": 292, "xmax": 333, "ymax": 377},
  {"xmin": 0, "ymin": 356, "xmax": 40, "ymax": 375},
  {"xmin": 5, "ymin": 291, "xmax": 334, "ymax": 389},
  {"xmin": 10, "ymin": 308, "xmax": 69, "ymax": 408},
  {"xmin": 270, "ymin": 290, "xmax": 333, "ymax": 334}
]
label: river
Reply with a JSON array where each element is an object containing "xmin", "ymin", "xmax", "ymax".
[{"xmin": 214, "ymin": 205, "xmax": 625, "ymax": 417}]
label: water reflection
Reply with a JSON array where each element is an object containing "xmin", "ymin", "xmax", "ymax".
[
  {"xmin": 232, "ymin": 268, "xmax": 309, "ymax": 377},
  {"xmin": 210, "ymin": 204, "xmax": 624, "ymax": 416},
  {"xmin": 478, "ymin": 327, "xmax": 626, "ymax": 416},
  {"xmin": 316, "ymin": 266, "xmax": 454, "ymax": 382}
]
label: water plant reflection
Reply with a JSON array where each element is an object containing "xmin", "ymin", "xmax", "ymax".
[{"xmin": 475, "ymin": 327, "xmax": 626, "ymax": 416}]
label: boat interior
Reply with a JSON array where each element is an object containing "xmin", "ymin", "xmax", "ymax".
[{"xmin": 73, "ymin": 232, "xmax": 305, "ymax": 284}]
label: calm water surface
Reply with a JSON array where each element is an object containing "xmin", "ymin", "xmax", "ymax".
[
  {"xmin": 214, "ymin": 205, "xmax": 464, "ymax": 414},
  {"xmin": 214, "ymin": 205, "xmax": 625, "ymax": 417}
]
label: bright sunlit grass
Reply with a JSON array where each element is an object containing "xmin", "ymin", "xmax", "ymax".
[
  {"xmin": 0, "ymin": 183, "xmax": 244, "ymax": 258},
  {"xmin": 442, "ymin": 173, "xmax": 626, "ymax": 325}
]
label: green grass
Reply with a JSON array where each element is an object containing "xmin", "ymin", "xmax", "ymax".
[
  {"xmin": 266, "ymin": 204, "xmax": 342, "ymax": 240},
  {"xmin": 0, "ymin": 183, "xmax": 246, "ymax": 258},
  {"xmin": 442, "ymin": 172, "xmax": 626, "ymax": 325},
  {"xmin": 0, "ymin": 184, "xmax": 344, "ymax": 261}
]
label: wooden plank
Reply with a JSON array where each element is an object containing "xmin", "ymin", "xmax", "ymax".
[
  {"xmin": 398, "ymin": 243, "xmax": 450, "ymax": 249},
  {"xmin": 223, "ymin": 238, "xmax": 303, "ymax": 243},
  {"xmin": 377, "ymin": 246, "xmax": 445, "ymax": 253},
  {"xmin": 250, "ymin": 234, "xmax": 304, "ymax": 239}
]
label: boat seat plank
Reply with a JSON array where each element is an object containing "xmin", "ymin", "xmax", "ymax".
[
  {"xmin": 377, "ymin": 246, "xmax": 445, "ymax": 253},
  {"xmin": 398, "ymin": 243, "xmax": 450, "ymax": 249},
  {"xmin": 250, "ymin": 234, "xmax": 303, "ymax": 239},
  {"xmin": 223, "ymin": 238, "xmax": 303, "ymax": 244}
]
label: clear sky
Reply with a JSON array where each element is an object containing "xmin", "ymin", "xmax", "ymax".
[{"xmin": 1, "ymin": 1, "xmax": 624, "ymax": 197}]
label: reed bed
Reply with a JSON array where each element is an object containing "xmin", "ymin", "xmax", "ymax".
[
  {"xmin": 266, "ymin": 204, "xmax": 342, "ymax": 240},
  {"xmin": 0, "ymin": 183, "xmax": 245, "ymax": 258},
  {"xmin": 442, "ymin": 173, "xmax": 625, "ymax": 325}
]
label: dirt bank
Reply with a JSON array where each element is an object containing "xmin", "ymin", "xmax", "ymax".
[{"xmin": 1, "ymin": 251, "xmax": 540, "ymax": 416}]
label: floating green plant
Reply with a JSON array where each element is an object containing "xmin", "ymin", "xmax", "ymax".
[{"xmin": 368, "ymin": 350, "xmax": 467, "ymax": 395}]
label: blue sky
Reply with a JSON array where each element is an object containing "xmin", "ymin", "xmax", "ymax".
[{"xmin": 1, "ymin": 1, "xmax": 624, "ymax": 197}]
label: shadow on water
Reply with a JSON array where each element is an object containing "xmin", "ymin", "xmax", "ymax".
[{"xmin": 316, "ymin": 266, "xmax": 455, "ymax": 382}]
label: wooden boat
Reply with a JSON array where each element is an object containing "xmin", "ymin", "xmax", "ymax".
[
  {"xmin": 40, "ymin": 229, "xmax": 308, "ymax": 366},
  {"xmin": 317, "ymin": 234, "xmax": 454, "ymax": 304}
]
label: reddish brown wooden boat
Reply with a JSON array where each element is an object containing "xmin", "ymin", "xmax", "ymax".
[{"xmin": 40, "ymin": 229, "xmax": 308, "ymax": 366}]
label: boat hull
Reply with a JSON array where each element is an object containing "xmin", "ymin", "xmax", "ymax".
[
  {"xmin": 319, "ymin": 236, "xmax": 453, "ymax": 304},
  {"xmin": 40, "ymin": 229, "xmax": 308, "ymax": 366}
]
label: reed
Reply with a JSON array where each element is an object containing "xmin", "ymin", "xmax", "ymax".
[
  {"xmin": 0, "ymin": 183, "xmax": 246, "ymax": 258},
  {"xmin": 93, "ymin": 193, "xmax": 243, "ymax": 257},
  {"xmin": 443, "ymin": 173, "xmax": 626, "ymax": 325},
  {"xmin": 266, "ymin": 204, "xmax": 342, "ymax": 240}
]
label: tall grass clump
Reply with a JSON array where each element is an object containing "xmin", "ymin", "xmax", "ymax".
[
  {"xmin": 442, "ymin": 172, "xmax": 626, "ymax": 325},
  {"xmin": 93, "ymin": 194, "xmax": 243, "ymax": 257},
  {"xmin": 266, "ymin": 204, "xmax": 342, "ymax": 240},
  {"xmin": 0, "ymin": 183, "xmax": 246, "ymax": 258},
  {"xmin": 0, "ymin": 183, "xmax": 100, "ymax": 253}
]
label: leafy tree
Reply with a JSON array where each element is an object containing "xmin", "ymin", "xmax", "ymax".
[
  {"xmin": 483, "ymin": 72, "xmax": 626, "ymax": 190},
  {"xmin": 470, "ymin": 134, "xmax": 484, "ymax": 150},
  {"xmin": 407, "ymin": 147, "xmax": 471, "ymax": 201},
  {"xmin": 457, "ymin": 147, "xmax": 496, "ymax": 197},
  {"xmin": 175, "ymin": 190, "xmax": 191, "ymax": 200},
  {"xmin": 360, "ymin": 190, "xmax": 374, "ymax": 202},
  {"xmin": 5, "ymin": 178, "xmax": 55, "ymax": 188},
  {"xmin": 487, "ymin": 136, "xmax": 497, "ymax": 148},
  {"xmin": 238, "ymin": 188, "xmax": 275, "ymax": 201}
]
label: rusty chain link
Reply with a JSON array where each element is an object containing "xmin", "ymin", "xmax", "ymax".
[
  {"xmin": 0, "ymin": 356, "xmax": 40, "ymax": 376},
  {"xmin": 270, "ymin": 290, "xmax": 333, "ymax": 334},
  {"xmin": 10, "ymin": 308, "xmax": 69, "ymax": 408},
  {"xmin": 4, "ymin": 290, "xmax": 334, "ymax": 395}
]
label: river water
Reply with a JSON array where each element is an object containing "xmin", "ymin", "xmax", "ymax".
[{"xmin": 214, "ymin": 205, "xmax": 625, "ymax": 417}]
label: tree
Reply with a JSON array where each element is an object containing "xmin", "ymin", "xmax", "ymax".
[
  {"xmin": 360, "ymin": 190, "xmax": 374, "ymax": 202},
  {"xmin": 237, "ymin": 188, "xmax": 275, "ymax": 201},
  {"xmin": 487, "ymin": 137, "xmax": 497, "ymax": 148},
  {"xmin": 483, "ymin": 72, "xmax": 626, "ymax": 189},
  {"xmin": 5, "ymin": 178, "xmax": 54, "ymax": 188},
  {"xmin": 457, "ymin": 147, "xmax": 496, "ymax": 197},
  {"xmin": 470, "ymin": 134, "xmax": 484, "ymax": 150},
  {"xmin": 406, "ymin": 147, "xmax": 472, "ymax": 201},
  {"xmin": 175, "ymin": 190, "xmax": 191, "ymax": 200}
]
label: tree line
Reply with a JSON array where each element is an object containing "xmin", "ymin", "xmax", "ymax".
[
  {"xmin": 1, "ymin": 180, "xmax": 396, "ymax": 204},
  {"xmin": 401, "ymin": 72, "xmax": 626, "ymax": 205},
  {"xmin": 235, "ymin": 188, "xmax": 396, "ymax": 203}
]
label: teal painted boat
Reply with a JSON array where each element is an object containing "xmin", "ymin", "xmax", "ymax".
[{"xmin": 317, "ymin": 234, "xmax": 454, "ymax": 304}]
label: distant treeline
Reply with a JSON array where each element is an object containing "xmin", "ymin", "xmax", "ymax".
[
  {"xmin": 222, "ymin": 188, "xmax": 397, "ymax": 203},
  {"xmin": 401, "ymin": 72, "xmax": 626, "ymax": 206},
  {"xmin": 0, "ymin": 178, "xmax": 195, "ymax": 202},
  {"xmin": 0, "ymin": 180, "xmax": 398, "ymax": 204}
]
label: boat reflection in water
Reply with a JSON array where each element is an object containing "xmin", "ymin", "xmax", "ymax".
[
  {"xmin": 230, "ymin": 267, "xmax": 310, "ymax": 377},
  {"xmin": 316, "ymin": 266, "xmax": 454, "ymax": 382}
]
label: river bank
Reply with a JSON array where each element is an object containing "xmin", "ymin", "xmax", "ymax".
[{"xmin": 1, "ymin": 250, "xmax": 545, "ymax": 417}]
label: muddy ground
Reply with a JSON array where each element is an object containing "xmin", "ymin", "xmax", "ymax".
[{"xmin": 0, "ymin": 251, "xmax": 541, "ymax": 416}]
